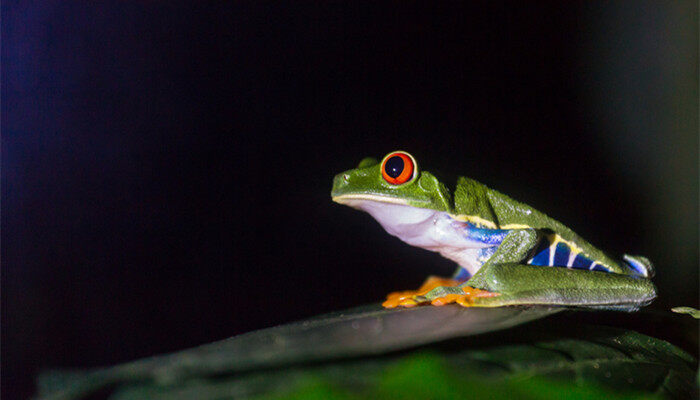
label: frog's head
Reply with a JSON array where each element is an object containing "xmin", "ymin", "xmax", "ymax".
[{"xmin": 332, "ymin": 151, "xmax": 452, "ymax": 213}]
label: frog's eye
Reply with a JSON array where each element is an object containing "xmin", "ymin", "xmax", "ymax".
[{"xmin": 381, "ymin": 151, "xmax": 417, "ymax": 185}]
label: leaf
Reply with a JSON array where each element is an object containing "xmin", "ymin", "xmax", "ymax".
[
  {"xmin": 108, "ymin": 353, "xmax": 662, "ymax": 400},
  {"xmin": 671, "ymin": 307, "xmax": 700, "ymax": 319},
  {"xmin": 35, "ymin": 304, "xmax": 697, "ymax": 400}
]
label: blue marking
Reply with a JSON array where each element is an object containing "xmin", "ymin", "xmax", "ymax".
[
  {"xmin": 553, "ymin": 243, "xmax": 570, "ymax": 266},
  {"xmin": 452, "ymin": 216, "xmax": 614, "ymax": 275},
  {"xmin": 529, "ymin": 239, "xmax": 551, "ymax": 266},
  {"xmin": 571, "ymin": 254, "xmax": 593, "ymax": 270},
  {"xmin": 624, "ymin": 259, "xmax": 645, "ymax": 275},
  {"xmin": 530, "ymin": 248, "xmax": 550, "ymax": 265},
  {"xmin": 525, "ymin": 232, "xmax": 612, "ymax": 273},
  {"xmin": 462, "ymin": 222, "xmax": 509, "ymax": 244},
  {"xmin": 453, "ymin": 267, "xmax": 471, "ymax": 281}
]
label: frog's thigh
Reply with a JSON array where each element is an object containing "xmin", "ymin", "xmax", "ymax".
[{"xmin": 466, "ymin": 263, "xmax": 656, "ymax": 308}]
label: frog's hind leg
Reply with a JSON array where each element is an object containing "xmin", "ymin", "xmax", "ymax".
[{"xmin": 465, "ymin": 263, "xmax": 657, "ymax": 310}]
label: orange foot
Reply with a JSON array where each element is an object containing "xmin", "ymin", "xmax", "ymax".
[{"xmin": 382, "ymin": 276, "xmax": 499, "ymax": 308}]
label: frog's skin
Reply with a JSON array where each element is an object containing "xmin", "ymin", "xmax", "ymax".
[{"xmin": 331, "ymin": 151, "xmax": 657, "ymax": 311}]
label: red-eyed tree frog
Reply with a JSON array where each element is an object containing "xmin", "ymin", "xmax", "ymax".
[{"xmin": 332, "ymin": 151, "xmax": 657, "ymax": 311}]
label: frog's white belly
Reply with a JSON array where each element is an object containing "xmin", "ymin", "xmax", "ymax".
[{"xmin": 339, "ymin": 198, "xmax": 493, "ymax": 276}]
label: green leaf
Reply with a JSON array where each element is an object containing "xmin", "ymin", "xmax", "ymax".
[{"xmin": 671, "ymin": 307, "xmax": 700, "ymax": 319}]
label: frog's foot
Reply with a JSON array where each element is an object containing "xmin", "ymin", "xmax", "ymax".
[
  {"xmin": 426, "ymin": 286, "xmax": 500, "ymax": 307},
  {"xmin": 382, "ymin": 276, "xmax": 463, "ymax": 308},
  {"xmin": 383, "ymin": 277, "xmax": 500, "ymax": 308}
]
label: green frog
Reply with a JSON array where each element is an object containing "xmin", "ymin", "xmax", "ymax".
[{"xmin": 331, "ymin": 151, "xmax": 656, "ymax": 311}]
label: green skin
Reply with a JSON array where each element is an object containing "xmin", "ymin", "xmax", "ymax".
[{"xmin": 332, "ymin": 152, "xmax": 657, "ymax": 310}]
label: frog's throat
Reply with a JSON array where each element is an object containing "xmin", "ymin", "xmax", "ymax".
[{"xmin": 333, "ymin": 196, "xmax": 490, "ymax": 277}]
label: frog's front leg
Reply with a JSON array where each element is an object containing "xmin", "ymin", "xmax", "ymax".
[
  {"xmin": 382, "ymin": 276, "xmax": 463, "ymax": 308},
  {"xmin": 385, "ymin": 229, "xmax": 539, "ymax": 308}
]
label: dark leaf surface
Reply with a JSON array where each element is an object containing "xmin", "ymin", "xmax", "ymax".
[{"xmin": 36, "ymin": 304, "xmax": 697, "ymax": 400}]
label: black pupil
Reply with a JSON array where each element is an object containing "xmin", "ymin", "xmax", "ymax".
[{"xmin": 385, "ymin": 156, "xmax": 404, "ymax": 178}]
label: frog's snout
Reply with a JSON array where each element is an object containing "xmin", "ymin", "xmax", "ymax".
[{"xmin": 331, "ymin": 172, "xmax": 351, "ymax": 197}]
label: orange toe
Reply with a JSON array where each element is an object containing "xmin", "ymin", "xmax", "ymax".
[
  {"xmin": 430, "ymin": 293, "xmax": 464, "ymax": 306},
  {"xmin": 382, "ymin": 295, "xmax": 418, "ymax": 308}
]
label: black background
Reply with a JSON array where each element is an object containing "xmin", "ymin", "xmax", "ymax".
[{"xmin": 3, "ymin": 2, "xmax": 698, "ymax": 399}]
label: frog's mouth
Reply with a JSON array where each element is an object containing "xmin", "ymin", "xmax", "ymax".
[{"xmin": 332, "ymin": 193, "xmax": 410, "ymax": 207}]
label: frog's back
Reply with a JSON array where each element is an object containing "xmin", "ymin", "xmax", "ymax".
[{"xmin": 453, "ymin": 177, "xmax": 627, "ymax": 274}]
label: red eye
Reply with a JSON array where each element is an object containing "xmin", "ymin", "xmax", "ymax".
[{"xmin": 381, "ymin": 151, "xmax": 415, "ymax": 185}]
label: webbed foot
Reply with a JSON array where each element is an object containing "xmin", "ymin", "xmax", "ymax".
[
  {"xmin": 382, "ymin": 276, "xmax": 499, "ymax": 308},
  {"xmin": 424, "ymin": 286, "xmax": 500, "ymax": 307},
  {"xmin": 383, "ymin": 276, "xmax": 460, "ymax": 308}
]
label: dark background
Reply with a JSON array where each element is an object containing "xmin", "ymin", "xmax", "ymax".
[{"xmin": 3, "ymin": 2, "xmax": 697, "ymax": 399}]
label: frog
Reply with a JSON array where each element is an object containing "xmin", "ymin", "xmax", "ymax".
[{"xmin": 331, "ymin": 150, "xmax": 657, "ymax": 311}]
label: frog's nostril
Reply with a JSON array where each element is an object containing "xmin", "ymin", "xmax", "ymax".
[{"xmin": 343, "ymin": 174, "xmax": 350, "ymax": 183}]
